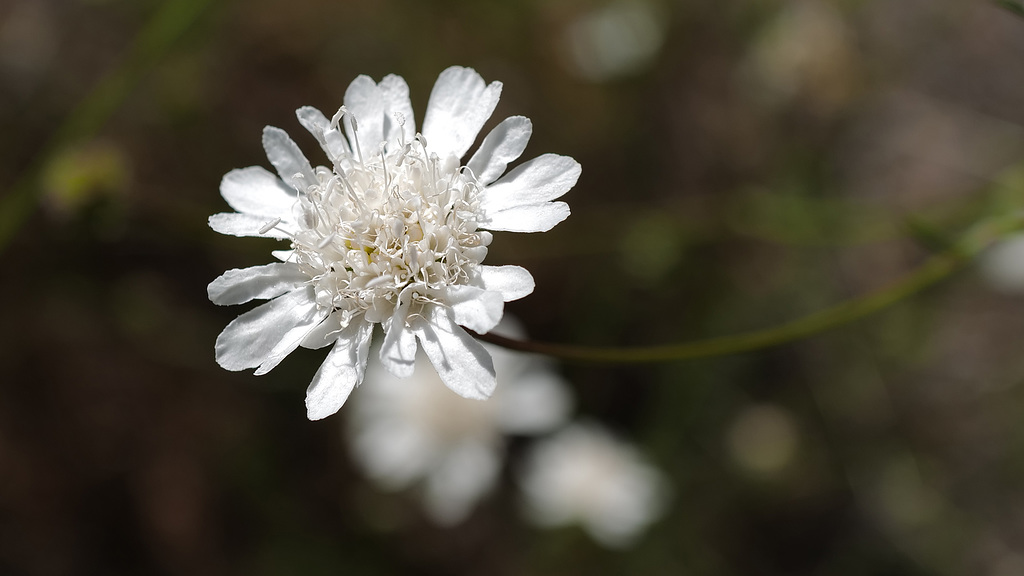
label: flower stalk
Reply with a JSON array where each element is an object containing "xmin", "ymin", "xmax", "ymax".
[{"xmin": 476, "ymin": 213, "xmax": 1024, "ymax": 363}]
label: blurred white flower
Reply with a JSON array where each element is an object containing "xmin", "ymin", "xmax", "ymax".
[
  {"xmin": 347, "ymin": 321, "xmax": 572, "ymax": 525},
  {"xmin": 519, "ymin": 422, "xmax": 668, "ymax": 548},
  {"xmin": 561, "ymin": 0, "xmax": 667, "ymax": 82},
  {"xmin": 208, "ymin": 66, "xmax": 581, "ymax": 420},
  {"xmin": 980, "ymin": 234, "xmax": 1024, "ymax": 294}
]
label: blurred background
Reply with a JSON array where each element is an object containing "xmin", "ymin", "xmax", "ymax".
[{"xmin": 5, "ymin": 0, "xmax": 1024, "ymax": 574}]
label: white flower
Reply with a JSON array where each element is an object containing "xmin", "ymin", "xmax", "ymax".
[
  {"xmin": 980, "ymin": 233, "xmax": 1024, "ymax": 294},
  {"xmin": 207, "ymin": 66, "xmax": 581, "ymax": 419},
  {"xmin": 347, "ymin": 320, "xmax": 572, "ymax": 525},
  {"xmin": 519, "ymin": 422, "xmax": 669, "ymax": 548}
]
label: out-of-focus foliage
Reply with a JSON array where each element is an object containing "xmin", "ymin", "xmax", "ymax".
[{"xmin": 5, "ymin": 0, "xmax": 1024, "ymax": 574}]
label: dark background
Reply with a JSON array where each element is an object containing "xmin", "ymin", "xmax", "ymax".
[{"xmin": 4, "ymin": 0, "xmax": 1024, "ymax": 574}]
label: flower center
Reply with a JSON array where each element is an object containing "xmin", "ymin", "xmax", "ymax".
[{"xmin": 287, "ymin": 118, "xmax": 492, "ymax": 319}]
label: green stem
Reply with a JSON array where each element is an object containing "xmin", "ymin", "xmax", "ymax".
[{"xmin": 476, "ymin": 214, "xmax": 1021, "ymax": 363}]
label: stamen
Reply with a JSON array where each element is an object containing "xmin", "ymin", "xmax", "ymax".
[
  {"xmin": 334, "ymin": 106, "xmax": 364, "ymax": 165},
  {"xmin": 283, "ymin": 108, "xmax": 490, "ymax": 330},
  {"xmin": 393, "ymin": 143, "xmax": 411, "ymax": 167},
  {"xmin": 336, "ymin": 171, "xmax": 360, "ymax": 204},
  {"xmin": 348, "ymin": 114, "xmax": 364, "ymax": 164},
  {"xmin": 317, "ymin": 233, "xmax": 336, "ymax": 249},
  {"xmin": 393, "ymin": 112, "xmax": 406, "ymax": 146},
  {"xmin": 379, "ymin": 142, "xmax": 391, "ymax": 187},
  {"xmin": 331, "ymin": 106, "xmax": 347, "ymax": 129},
  {"xmin": 259, "ymin": 217, "xmax": 282, "ymax": 234},
  {"xmin": 459, "ymin": 165, "xmax": 479, "ymax": 183}
]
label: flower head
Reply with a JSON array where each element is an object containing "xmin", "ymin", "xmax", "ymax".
[
  {"xmin": 348, "ymin": 319, "xmax": 572, "ymax": 525},
  {"xmin": 208, "ymin": 66, "xmax": 580, "ymax": 419},
  {"xmin": 519, "ymin": 422, "xmax": 669, "ymax": 548}
]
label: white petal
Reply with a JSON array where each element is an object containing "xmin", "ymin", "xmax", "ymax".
[
  {"xmin": 208, "ymin": 213, "xmax": 294, "ymax": 239},
  {"xmin": 305, "ymin": 320, "xmax": 374, "ymax": 420},
  {"xmin": 208, "ymin": 263, "xmax": 308, "ymax": 305},
  {"xmin": 480, "ymin": 153, "xmax": 581, "ymax": 212},
  {"xmin": 422, "ymin": 66, "xmax": 502, "ymax": 159},
  {"xmin": 295, "ymin": 105, "xmax": 329, "ymax": 145},
  {"xmin": 476, "ymin": 265, "xmax": 535, "ymax": 302},
  {"xmin": 344, "ymin": 75, "xmax": 386, "ymax": 150},
  {"xmin": 379, "ymin": 74, "xmax": 416, "ymax": 145},
  {"xmin": 300, "ymin": 310, "xmax": 344, "ymax": 349},
  {"xmin": 262, "ymin": 126, "xmax": 317, "ymax": 193},
  {"xmin": 271, "ymin": 249, "xmax": 294, "ymax": 262},
  {"xmin": 220, "ymin": 166, "xmax": 297, "ymax": 218},
  {"xmin": 253, "ymin": 305, "xmax": 329, "ymax": 376},
  {"xmin": 215, "ymin": 287, "xmax": 322, "ymax": 372},
  {"xmin": 379, "ymin": 314, "xmax": 418, "ymax": 378},
  {"xmin": 446, "ymin": 285, "xmax": 504, "ymax": 334},
  {"xmin": 466, "ymin": 116, "xmax": 533, "ymax": 186},
  {"xmin": 481, "ymin": 201, "xmax": 570, "ymax": 233},
  {"xmin": 415, "ymin": 307, "xmax": 496, "ymax": 400},
  {"xmin": 296, "ymin": 106, "xmax": 350, "ymax": 160}
]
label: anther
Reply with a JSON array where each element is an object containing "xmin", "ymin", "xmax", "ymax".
[
  {"xmin": 349, "ymin": 113, "xmax": 364, "ymax": 164},
  {"xmin": 259, "ymin": 217, "xmax": 282, "ymax": 234},
  {"xmin": 331, "ymin": 106, "xmax": 348, "ymax": 128}
]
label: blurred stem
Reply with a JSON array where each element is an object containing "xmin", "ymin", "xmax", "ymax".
[
  {"xmin": 477, "ymin": 213, "xmax": 1023, "ymax": 363},
  {"xmin": 0, "ymin": 0, "xmax": 214, "ymax": 252}
]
